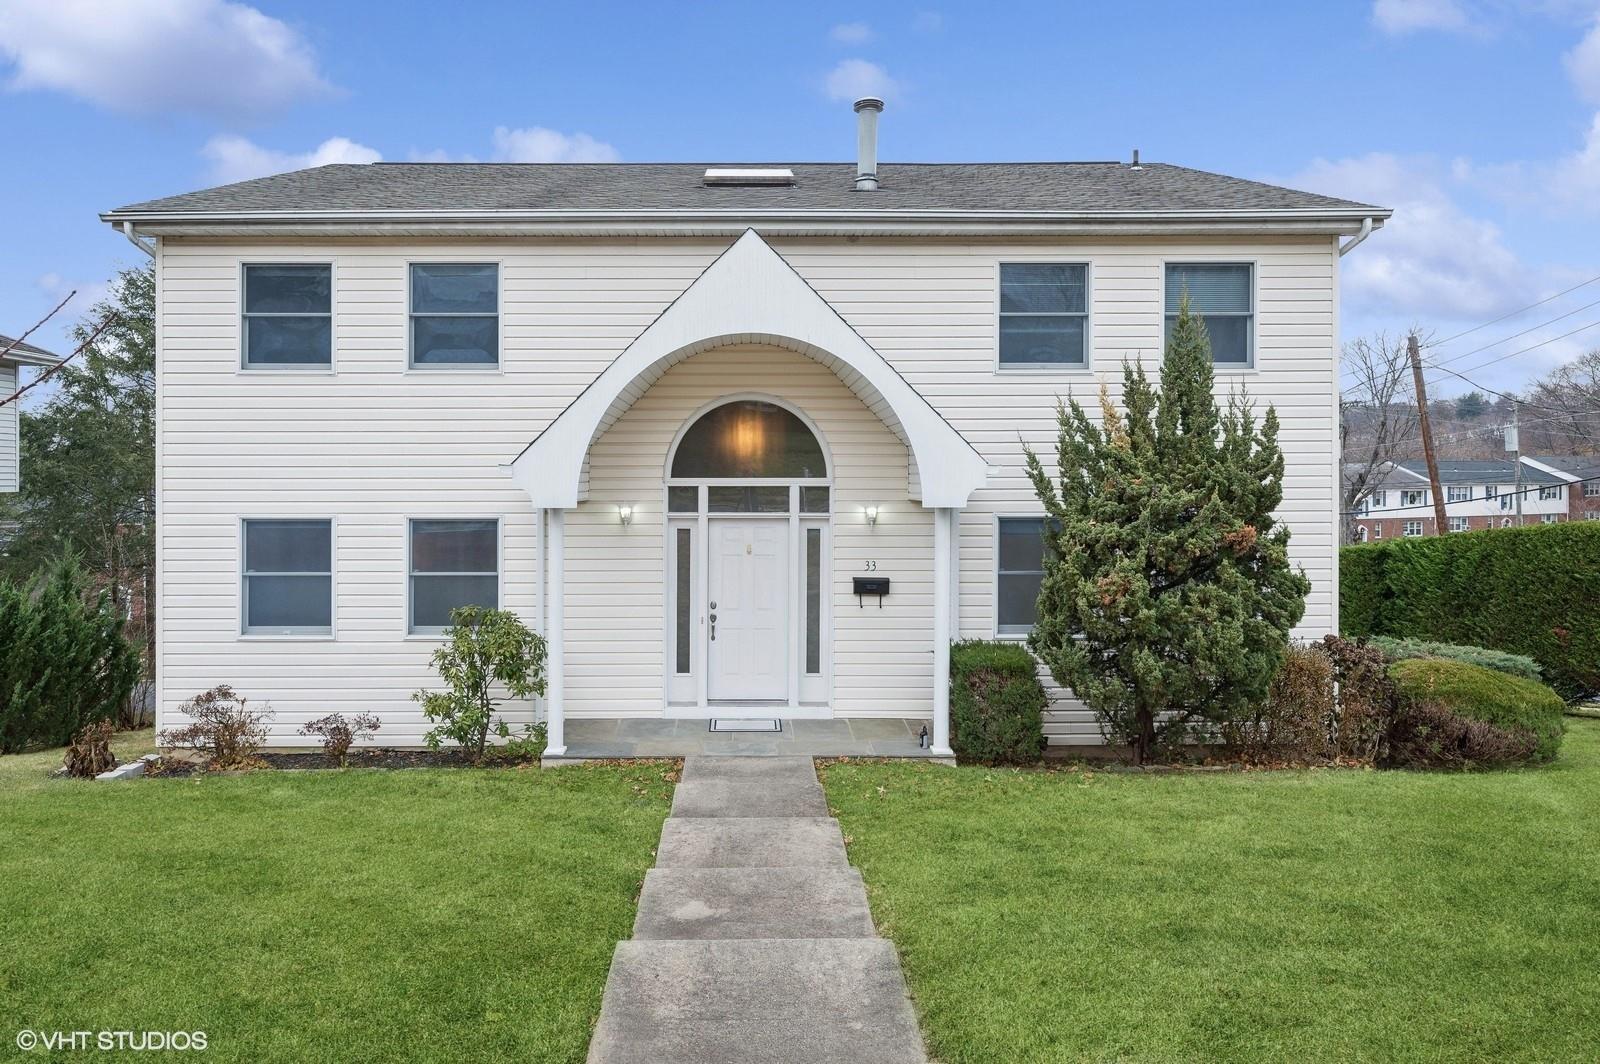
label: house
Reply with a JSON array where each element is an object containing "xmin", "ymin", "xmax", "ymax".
[
  {"xmin": 1522, "ymin": 455, "xmax": 1600, "ymax": 521},
  {"xmin": 1351, "ymin": 458, "xmax": 1572, "ymax": 540},
  {"xmin": 0, "ymin": 334, "xmax": 62, "ymax": 494},
  {"xmin": 101, "ymin": 100, "xmax": 1389, "ymax": 756}
]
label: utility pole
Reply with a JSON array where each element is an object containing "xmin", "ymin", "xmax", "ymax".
[
  {"xmin": 1509, "ymin": 402, "xmax": 1523, "ymax": 527},
  {"xmin": 1407, "ymin": 332, "xmax": 1450, "ymax": 535}
]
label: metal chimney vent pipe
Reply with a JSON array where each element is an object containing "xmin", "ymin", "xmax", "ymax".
[{"xmin": 854, "ymin": 97, "xmax": 883, "ymax": 191}]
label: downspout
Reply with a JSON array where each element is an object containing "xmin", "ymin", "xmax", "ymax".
[
  {"xmin": 122, "ymin": 221, "xmax": 155, "ymax": 257},
  {"xmin": 1338, "ymin": 216, "xmax": 1374, "ymax": 257}
]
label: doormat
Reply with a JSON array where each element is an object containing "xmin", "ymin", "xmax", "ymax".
[{"xmin": 708, "ymin": 719, "xmax": 783, "ymax": 733}]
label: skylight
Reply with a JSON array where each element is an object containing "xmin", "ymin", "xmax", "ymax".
[{"xmin": 702, "ymin": 168, "xmax": 796, "ymax": 187}]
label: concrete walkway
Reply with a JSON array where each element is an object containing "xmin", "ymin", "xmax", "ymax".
[{"xmin": 587, "ymin": 755, "xmax": 928, "ymax": 1064}]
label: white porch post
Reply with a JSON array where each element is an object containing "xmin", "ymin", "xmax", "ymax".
[
  {"xmin": 931, "ymin": 506, "xmax": 955, "ymax": 757},
  {"xmin": 545, "ymin": 508, "xmax": 567, "ymax": 757}
]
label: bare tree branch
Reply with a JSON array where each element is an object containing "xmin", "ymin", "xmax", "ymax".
[
  {"xmin": 1340, "ymin": 332, "xmax": 1421, "ymax": 542},
  {"xmin": 0, "ymin": 311, "xmax": 120, "ymax": 409}
]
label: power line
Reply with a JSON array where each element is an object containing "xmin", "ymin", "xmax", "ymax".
[
  {"xmin": 1423, "ymin": 272, "xmax": 1600, "ymax": 351},
  {"xmin": 1444, "ymin": 317, "xmax": 1600, "ymax": 377},
  {"xmin": 1432, "ymin": 406, "xmax": 1600, "ymax": 445},
  {"xmin": 1427, "ymin": 295, "xmax": 1600, "ymax": 369}
]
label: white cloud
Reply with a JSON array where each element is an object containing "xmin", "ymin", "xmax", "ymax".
[
  {"xmin": 1371, "ymin": 0, "xmax": 1475, "ymax": 34},
  {"xmin": 490, "ymin": 126, "xmax": 619, "ymax": 163},
  {"xmin": 1565, "ymin": 18, "xmax": 1600, "ymax": 103},
  {"xmin": 823, "ymin": 59, "xmax": 899, "ymax": 103},
  {"xmin": 1287, "ymin": 153, "xmax": 1535, "ymax": 321},
  {"xmin": 0, "ymin": 0, "xmax": 331, "ymax": 120},
  {"xmin": 830, "ymin": 22, "xmax": 873, "ymax": 45},
  {"xmin": 913, "ymin": 11, "xmax": 943, "ymax": 32},
  {"xmin": 201, "ymin": 134, "xmax": 380, "ymax": 184}
]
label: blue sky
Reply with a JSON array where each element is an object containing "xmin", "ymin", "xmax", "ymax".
[{"xmin": 3, "ymin": 0, "xmax": 1600, "ymax": 399}]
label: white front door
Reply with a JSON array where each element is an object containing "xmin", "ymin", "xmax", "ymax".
[{"xmin": 707, "ymin": 518, "xmax": 789, "ymax": 701}]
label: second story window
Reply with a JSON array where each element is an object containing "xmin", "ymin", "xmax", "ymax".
[
  {"xmin": 411, "ymin": 263, "xmax": 499, "ymax": 367},
  {"xmin": 1165, "ymin": 263, "xmax": 1253, "ymax": 365},
  {"xmin": 243, "ymin": 264, "xmax": 331, "ymax": 367},
  {"xmin": 998, "ymin": 263, "xmax": 1088, "ymax": 367},
  {"xmin": 1486, "ymin": 484, "xmax": 1498, "ymax": 499},
  {"xmin": 1401, "ymin": 489, "xmax": 1426, "ymax": 507},
  {"xmin": 1447, "ymin": 486, "xmax": 1471, "ymax": 503},
  {"xmin": 1539, "ymin": 485, "xmax": 1562, "ymax": 500},
  {"xmin": 1586, "ymin": 481, "xmax": 1600, "ymax": 497}
]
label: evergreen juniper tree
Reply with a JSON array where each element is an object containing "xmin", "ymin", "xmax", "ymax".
[{"xmin": 1023, "ymin": 297, "xmax": 1310, "ymax": 763}]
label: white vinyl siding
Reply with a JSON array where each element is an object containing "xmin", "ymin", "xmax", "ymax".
[
  {"xmin": 0, "ymin": 364, "xmax": 16, "ymax": 493},
  {"xmin": 155, "ymin": 233, "xmax": 1340, "ymax": 748}
]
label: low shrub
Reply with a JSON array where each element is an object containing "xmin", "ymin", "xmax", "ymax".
[
  {"xmin": 1384, "ymin": 700, "xmax": 1539, "ymax": 769},
  {"xmin": 0, "ymin": 555, "xmax": 142, "ymax": 754},
  {"xmin": 1369, "ymin": 636, "xmax": 1543, "ymax": 682},
  {"xmin": 62, "ymin": 719, "xmax": 118, "ymax": 778},
  {"xmin": 1319, "ymin": 635, "xmax": 1398, "ymax": 763},
  {"xmin": 161, "ymin": 685, "xmax": 272, "ymax": 770},
  {"xmin": 299, "ymin": 712, "xmax": 381, "ymax": 766},
  {"xmin": 950, "ymin": 640, "xmax": 1046, "ymax": 764},
  {"xmin": 1224, "ymin": 644, "xmax": 1336, "ymax": 762},
  {"xmin": 414, "ymin": 606, "xmax": 547, "ymax": 761},
  {"xmin": 1387, "ymin": 658, "xmax": 1565, "ymax": 763}
]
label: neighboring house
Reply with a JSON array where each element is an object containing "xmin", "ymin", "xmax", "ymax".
[
  {"xmin": 102, "ymin": 100, "xmax": 1390, "ymax": 754},
  {"xmin": 1522, "ymin": 455, "xmax": 1600, "ymax": 521},
  {"xmin": 1351, "ymin": 458, "xmax": 1572, "ymax": 540},
  {"xmin": 0, "ymin": 334, "xmax": 62, "ymax": 493}
]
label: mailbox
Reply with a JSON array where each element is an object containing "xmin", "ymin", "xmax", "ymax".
[{"xmin": 853, "ymin": 576, "xmax": 890, "ymax": 607}]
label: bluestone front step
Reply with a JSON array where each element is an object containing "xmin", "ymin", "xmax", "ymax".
[
  {"xmin": 680, "ymin": 754, "xmax": 820, "ymax": 784},
  {"xmin": 655, "ymin": 816, "xmax": 848, "ymax": 868},
  {"xmin": 587, "ymin": 938, "xmax": 927, "ymax": 1064},
  {"xmin": 671, "ymin": 778, "xmax": 828, "ymax": 818},
  {"xmin": 634, "ymin": 866, "xmax": 874, "ymax": 940}
]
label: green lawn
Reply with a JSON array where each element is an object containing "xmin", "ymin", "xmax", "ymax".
[
  {"xmin": 0, "ymin": 733, "xmax": 672, "ymax": 1063},
  {"xmin": 822, "ymin": 721, "xmax": 1600, "ymax": 1064}
]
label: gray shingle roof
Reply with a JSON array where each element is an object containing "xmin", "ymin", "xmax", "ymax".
[
  {"xmin": 1529, "ymin": 454, "xmax": 1600, "ymax": 479},
  {"xmin": 1395, "ymin": 459, "xmax": 1566, "ymax": 486},
  {"xmin": 0, "ymin": 333, "xmax": 61, "ymax": 364},
  {"xmin": 105, "ymin": 162, "xmax": 1383, "ymax": 217}
]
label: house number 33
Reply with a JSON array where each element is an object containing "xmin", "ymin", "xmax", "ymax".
[{"xmin": 863, "ymin": 560, "xmax": 877, "ymax": 571}]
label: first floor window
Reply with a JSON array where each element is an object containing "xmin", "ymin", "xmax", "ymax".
[
  {"xmin": 243, "ymin": 264, "xmax": 332, "ymax": 367},
  {"xmin": 1542, "ymin": 513, "xmax": 1560, "ymax": 524},
  {"xmin": 998, "ymin": 262, "xmax": 1088, "ymax": 366},
  {"xmin": 1403, "ymin": 520, "xmax": 1424, "ymax": 537},
  {"xmin": 1447, "ymin": 485, "xmax": 1471, "ymax": 503},
  {"xmin": 1448, "ymin": 516, "xmax": 1469, "ymax": 532},
  {"xmin": 1165, "ymin": 262, "xmax": 1253, "ymax": 365},
  {"xmin": 997, "ymin": 518, "xmax": 1052, "ymax": 635},
  {"xmin": 410, "ymin": 519, "xmax": 498, "ymax": 631},
  {"xmin": 1372, "ymin": 524, "xmax": 1382, "ymax": 539},
  {"xmin": 242, "ymin": 519, "xmax": 332, "ymax": 634},
  {"xmin": 805, "ymin": 527, "xmax": 823, "ymax": 675},
  {"xmin": 673, "ymin": 527, "xmax": 692, "ymax": 674},
  {"xmin": 1588, "ymin": 511, "xmax": 1600, "ymax": 520}
]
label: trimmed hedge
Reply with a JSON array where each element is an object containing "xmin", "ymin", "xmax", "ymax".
[
  {"xmin": 1388, "ymin": 658, "xmax": 1565, "ymax": 762},
  {"xmin": 1341, "ymin": 522, "xmax": 1600, "ymax": 698},
  {"xmin": 1369, "ymin": 636, "xmax": 1543, "ymax": 682},
  {"xmin": 950, "ymin": 640, "xmax": 1046, "ymax": 764}
]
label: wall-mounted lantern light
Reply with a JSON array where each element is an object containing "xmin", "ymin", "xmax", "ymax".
[
  {"xmin": 865, "ymin": 505, "xmax": 879, "ymax": 527},
  {"xmin": 618, "ymin": 505, "xmax": 634, "ymax": 528}
]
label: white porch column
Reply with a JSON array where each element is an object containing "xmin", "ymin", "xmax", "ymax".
[
  {"xmin": 545, "ymin": 508, "xmax": 567, "ymax": 757},
  {"xmin": 931, "ymin": 506, "xmax": 955, "ymax": 757}
]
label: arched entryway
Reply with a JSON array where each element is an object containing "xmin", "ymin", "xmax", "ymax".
[{"xmin": 663, "ymin": 396, "xmax": 832, "ymax": 711}]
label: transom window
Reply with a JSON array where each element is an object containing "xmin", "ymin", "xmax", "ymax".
[
  {"xmin": 671, "ymin": 401, "xmax": 827, "ymax": 479},
  {"xmin": 1165, "ymin": 262, "xmax": 1253, "ymax": 366},
  {"xmin": 998, "ymin": 263, "xmax": 1088, "ymax": 367},
  {"xmin": 409, "ymin": 519, "xmax": 498, "ymax": 632},
  {"xmin": 997, "ymin": 517, "xmax": 1055, "ymax": 636},
  {"xmin": 242, "ymin": 519, "xmax": 332, "ymax": 634},
  {"xmin": 243, "ymin": 264, "xmax": 331, "ymax": 367},
  {"xmin": 410, "ymin": 263, "xmax": 499, "ymax": 366}
]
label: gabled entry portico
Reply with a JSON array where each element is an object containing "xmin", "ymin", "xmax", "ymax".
[{"xmin": 510, "ymin": 231, "xmax": 989, "ymax": 759}]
